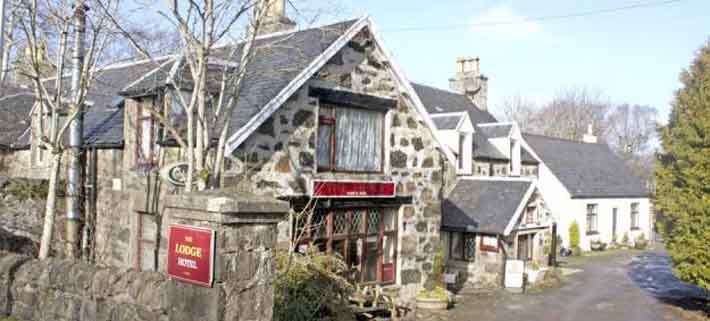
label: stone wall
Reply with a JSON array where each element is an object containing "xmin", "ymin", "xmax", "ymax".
[
  {"xmin": 0, "ymin": 190, "xmax": 286, "ymax": 321},
  {"xmin": 224, "ymin": 28, "xmax": 456, "ymax": 300},
  {"xmin": 0, "ymin": 252, "xmax": 227, "ymax": 321},
  {"xmin": 443, "ymin": 233, "xmax": 506, "ymax": 291}
]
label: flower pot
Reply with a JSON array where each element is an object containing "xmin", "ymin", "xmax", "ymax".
[{"xmin": 415, "ymin": 297, "xmax": 449, "ymax": 310}]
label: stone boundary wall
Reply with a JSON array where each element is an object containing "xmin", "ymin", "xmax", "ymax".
[{"xmin": 0, "ymin": 251, "xmax": 225, "ymax": 321}]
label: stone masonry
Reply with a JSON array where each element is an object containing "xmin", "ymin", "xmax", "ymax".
[
  {"xmin": 0, "ymin": 189, "xmax": 287, "ymax": 321},
  {"xmin": 225, "ymin": 28, "xmax": 456, "ymax": 300}
]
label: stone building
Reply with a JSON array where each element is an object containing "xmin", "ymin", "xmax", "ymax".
[
  {"xmin": 412, "ymin": 60, "xmax": 552, "ymax": 291},
  {"xmin": 0, "ymin": 1, "xmax": 650, "ymax": 302},
  {"xmin": 0, "ymin": 14, "xmax": 459, "ymax": 300}
]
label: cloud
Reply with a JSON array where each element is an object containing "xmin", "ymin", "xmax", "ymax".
[{"xmin": 470, "ymin": 5, "xmax": 544, "ymax": 42}]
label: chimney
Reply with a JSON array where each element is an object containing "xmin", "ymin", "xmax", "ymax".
[
  {"xmin": 582, "ymin": 124, "xmax": 598, "ymax": 143},
  {"xmin": 256, "ymin": 0, "xmax": 296, "ymax": 36},
  {"xmin": 449, "ymin": 56, "xmax": 488, "ymax": 111}
]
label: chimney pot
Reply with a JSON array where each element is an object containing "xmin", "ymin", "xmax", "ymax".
[
  {"xmin": 449, "ymin": 56, "xmax": 487, "ymax": 111},
  {"xmin": 256, "ymin": 0, "xmax": 296, "ymax": 36},
  {"xmin": 582, "ymin": 123, "xmax": 598, "ymax": 143}
]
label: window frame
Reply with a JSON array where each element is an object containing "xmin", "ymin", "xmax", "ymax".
[
  {"xmin": 295, "ymin": 207, "xmax": 398, "ymax": 285},
  {"xmin": 448, "ymin": 232, "xmax": 476, "ymax": 262},
  {"xmin": 630, "ymin": 202, "xmax": 640, "ymax": 230},
  {"xmin": 134, "ymin": 101, "xmax": 159, "ymax": 167},
  {"xmin": 586, "ymin": 203, "xmax": 599, "ymax": 234},
  {"xmin": 316, "ymin": 105, "xmax": 386, "ymax": 173}
]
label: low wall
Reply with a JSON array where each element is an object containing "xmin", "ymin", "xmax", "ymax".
[
  {"xmin": 0, "ymin": 189, "xmax": 289, "ymax": 321},
  {"xmin": 0, "ymin": 251, "xmax": 225, "ymax": 321}
]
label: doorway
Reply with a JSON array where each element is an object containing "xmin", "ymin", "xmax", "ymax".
[{"xmin": 612, "ymin": 207, "xmax": 618, "ymax": 241}]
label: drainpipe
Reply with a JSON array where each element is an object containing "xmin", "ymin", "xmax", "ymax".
[{"xmin": 66, "ymin": 0, "xmax": 87, "ymax": 258}]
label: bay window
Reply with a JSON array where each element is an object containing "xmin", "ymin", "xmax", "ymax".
[
  {"xmin": 317, "ymin": 105, "xmax": 384, "ymax": 172},
  {"xmin": 295, "ymin": 207, "xmax": 397, "ymax": 284}
]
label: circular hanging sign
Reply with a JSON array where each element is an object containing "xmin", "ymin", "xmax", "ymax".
[{"xmin": 160, "ymin": 162, "xmax": 190, "ymax": 187}]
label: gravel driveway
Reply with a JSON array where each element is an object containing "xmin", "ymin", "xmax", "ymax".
[{"xmin": 413, "ymin": 249, "xmax": 708, "ymax": 321}]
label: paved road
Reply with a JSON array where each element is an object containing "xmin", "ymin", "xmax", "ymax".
[{"xmin": 440, "ymin": 250, "xmax": 709, "ymax": 321}]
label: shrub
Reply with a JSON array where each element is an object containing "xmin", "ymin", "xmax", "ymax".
[
  {"xmin": 569, "ymin": 220, "xmax": 580, "ymax": 250},
  {"xmin": 634, "ymin": 233, "xmax": 649, "ymax": 250},
  {"xmin": 274, "ymin": 248, "xmax": 356, "ymax": 321},
  {"xmin": 428, "ymin": 246, "xmax": 446, "ymax": 289},
  {"xmin": 622, "ymin": 232, "xmax": 630, "ymax": 245},
  {"xmin": 417, "ymin": 286, "xmax": 448, "ymax": 301}
]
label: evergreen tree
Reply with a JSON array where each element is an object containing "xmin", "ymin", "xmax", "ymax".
[{"xmin": 655, "ymin": 40, "xmax": 710, "ymax": 289}]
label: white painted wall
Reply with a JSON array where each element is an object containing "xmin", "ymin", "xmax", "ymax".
[
  {"xmin": 571, "ymin": 197, "xmax": 652, "ymax": 251},
  {"xmin": 532, "ymin": 160, "xmax": 652, "ymax": 251}
]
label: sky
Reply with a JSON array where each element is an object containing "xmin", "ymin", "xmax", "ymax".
[{"xmin": 310, "ymin": 0, "xmax": 710, "ymax": 123}]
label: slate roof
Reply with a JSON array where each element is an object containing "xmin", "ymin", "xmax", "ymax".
[
  {"xmin": 431, "ymin": 115, "xmax": 463, "ymax": 130},
  {"xmin": 521, "ymin": 146, "xmax": 539, "ymax": 164},
  {"xmin": 123, "ymin": 20, "xmax": 358, "ymax": 142},
  {"xmin": 523, "ymin": 133, "xmax": 648, "ymax": 198},
  {"xmin": 0, "ymin": 89, "xmax": 34, "ymax": 149},
  {"xmin": 472, "ymin": 133, "xmax": 507, "ymax": 160},
  {"xmin": 442, "ymin": 179, "xmax": 532, "ymax": 235},
  {"xmin": 412, "ymin": 83, "xmax": 497, "ymax": 125},
  {"xmin": 476, "ymin": 124, "xmax": 512, "ymax": 138}
]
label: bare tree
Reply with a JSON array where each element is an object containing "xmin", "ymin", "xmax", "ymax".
[
  {"xmin": 498, "ymin": 88, "xmax": 659, "ymax": 181},
  {"xmin": 14, "ymin": 0, "xmax": 128, "ymax": 258},
  {"xmin": 605, "ymin": 103, "xmax": 658, "ymax": 180}
]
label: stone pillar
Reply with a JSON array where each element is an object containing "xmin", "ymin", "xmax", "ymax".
[{"xmin": 160, "ymin": 190, "xmax": 289, "ymax": 321}]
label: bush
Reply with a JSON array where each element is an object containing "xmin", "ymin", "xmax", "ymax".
[
  {"xmin": 622, "ymin": 232, "xmax": 630, "ymax": 246},
  {"xmin": 569, "ymin": 220, "xmax": 580, "ymax": 250},
  {"xmin": 427, "ymin": 246, "xmax": 446, "ymax": 290},
  {"xmin": 417, "ymin": 286, "xmax": 448, "ymax": 301},
  {"xmin": 274, "ymin": 248, "xmax": 356, "ymax": 321},
  {"xmin": 634, "ymin": 233, "xmax": 649, "ymax": 250}
]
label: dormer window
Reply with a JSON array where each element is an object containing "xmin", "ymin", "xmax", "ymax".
[{"xmin": 317, "ymin": 105, "xmax": 385, "ymax": 172}]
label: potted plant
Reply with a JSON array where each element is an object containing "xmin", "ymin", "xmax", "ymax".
[
  {"xmin": 590, "ymin": 240, "xmax": 607, "ymax": 251},
  {"xmin": 416, "ymin": 247, "xmax": 449, "ymax": 310}
]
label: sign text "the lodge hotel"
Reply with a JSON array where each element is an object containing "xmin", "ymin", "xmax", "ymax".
[{"xmin": 167, "ymin": 224, "xmax": 216, "ymax": 287}]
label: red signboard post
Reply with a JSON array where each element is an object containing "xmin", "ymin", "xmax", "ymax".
[
  {"xmin": 312, "ymin": 180, "xmax": 396, "ymax": 198},
  {"xmin": 167, "ymin": 224, "xmax": 216, "ymax": 287}
]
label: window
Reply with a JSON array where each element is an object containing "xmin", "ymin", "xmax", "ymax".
[
  {"xmin": 317, "ymin": 105, "xmax": 384, "ymax": 172},
  {"xmin": 447, "ymin": 232, "xmax": 475, "ymax": 261},
  {"xmin": 526, "ymin": 206, "xmax": 537, "ymax": 225},
  {"xmin": 135, "ymin": 101, "xmax": 160, "ymax": 166},
  {"xmin": 458, "ymin": 134, "xmax": 465, "ymax": 170},
  {"xmin": 630, "ymin": 203, "xmax": 640, "ymax": 230},
  {"xmin": 295, "ymin": 207, "xmax": 397, "ymax": 284},
  {"xmin": 586, "ymin": 204, "xmax": 598, "ymax": 234},
  {"xmin": 517, "ymin": 234, "xmax": 534, "ymax": 261}
]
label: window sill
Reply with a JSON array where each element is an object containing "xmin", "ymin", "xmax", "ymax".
[
  {"xmin": 630, "ymin": 227, "xmax": 641, "ymax": 231},
  {"xmin": 586, "ymin": 231, "xmax": 599, "ymax": 236}
]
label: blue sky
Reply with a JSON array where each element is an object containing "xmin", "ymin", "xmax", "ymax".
[{"xmin": 315, "ymin": 0, "xmax": 709, "ymax": 123}]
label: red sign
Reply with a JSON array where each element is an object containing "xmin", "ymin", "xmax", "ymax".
[
  {"xmin": 312, "ymin": 180, "xmax": 396, "ymax": 198},
  {"xmin": 167, "ymin": 224, "xmax": 216, "ymax": 287}
]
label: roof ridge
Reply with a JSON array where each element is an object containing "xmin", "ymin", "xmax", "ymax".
[
  {"xmin": 252, "ymin": 17, "xmax": 362, "ymax": 41},
  {"xmin": 523, "ymin": 132, "xmax": 590, "ymax": 144}
]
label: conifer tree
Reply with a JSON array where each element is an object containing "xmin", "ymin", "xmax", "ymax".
[{"xmin": 655, "ymin": 40, "xmax": 710, "ymax": 289}]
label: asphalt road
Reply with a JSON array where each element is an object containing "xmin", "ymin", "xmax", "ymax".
[{"xmin": 443, "ymin": 250, "xmax": 709, "ymax": 321}]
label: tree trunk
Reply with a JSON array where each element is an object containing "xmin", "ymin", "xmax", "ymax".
[{"xmin": 39, "ymin": 152, "xmax": 62, "ymax": 259}]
